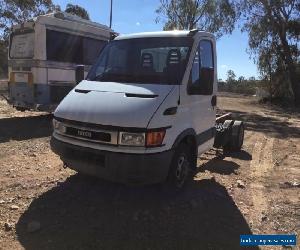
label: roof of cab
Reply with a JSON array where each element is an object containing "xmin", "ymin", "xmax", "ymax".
[{"xmin": 115, "ymin": 30, "xmax": 213, "ymax": 40}]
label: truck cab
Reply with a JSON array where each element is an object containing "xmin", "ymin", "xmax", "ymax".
[{"xmin": 51, "ymin": 30, "xmax": 244, "ymax": 188}]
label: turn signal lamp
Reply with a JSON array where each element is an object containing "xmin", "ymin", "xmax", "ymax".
[{"xmin": 146, "ymin": 130, "xmax": 166, "ymax": 147}]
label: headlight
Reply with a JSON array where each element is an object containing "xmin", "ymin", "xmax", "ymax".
[
  {"xmin": 52, "ymin": 119, "xmax": 60, "ymax": 129},
  {"xmin": 52, "ymin": 119, "xmax": 66, "ymax": 134},
  {"xmin": 118, "ymin": 129, "xmax": 166, "ymax": 147},
  {"xmin": 119, "ymin": 132, "xmax": 145, "ymax": 146}
]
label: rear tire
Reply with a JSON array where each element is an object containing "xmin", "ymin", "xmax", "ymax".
[
  {"xmin": 16, "ymin": 107, "xmax": 26, "ymax": 112},
  {"xmin": 232, "ymin": 121, "xmax": 244, "ymax": 151},
  {"xmin": 223, "ymin": 121, "xmax": 244, "ymax": 152},
  {"xmin": 166, "ymin": 143, "xmax": 193, "ymax": 190}
]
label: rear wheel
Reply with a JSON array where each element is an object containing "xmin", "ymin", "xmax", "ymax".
[
  {"xmin": 166, "ymin": 143, "xmax": 193, "ymax": 190},
  {"xmin": 223, "ymin": 121, "xmax": 244, "ymax": 151},
  {"xmin": 233, "ymin": 121, "xmax": 244, "ymax": 150},
  {"xmin": 16, "ymin": 107, "xmax": 26, "ymax": 112}
]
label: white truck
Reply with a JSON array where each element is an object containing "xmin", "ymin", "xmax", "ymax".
[{"xmin": 50, "ymin": 30, "xmax": 244, "ymax": 189}]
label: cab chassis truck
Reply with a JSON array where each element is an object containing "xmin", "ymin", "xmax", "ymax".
[{"xmin": 50, "ymin": 29, "xmax": 244, "ymax": 189}]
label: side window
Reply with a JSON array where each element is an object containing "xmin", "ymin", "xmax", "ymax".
[
  {"xmin": 199, "ymin": 40, "xmax": 214, "ymax": 69},
  {"xmin": 47, "ymin": 30, "xmax": 108, "ymax": 65},
  {"xmin": 188, "ymin": 39, "xmax": 214, "ymax": 95},
  {"xmin": 46, "ymin": 30, "xmax": 82, "ymax": 64}
]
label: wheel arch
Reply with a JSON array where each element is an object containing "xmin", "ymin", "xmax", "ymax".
[{"xmin": 172, "ymin": 128, "xmax": 198, "ymax": 169}]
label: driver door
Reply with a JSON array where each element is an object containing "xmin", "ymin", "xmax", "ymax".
[{"xmin": 186, "ymin": 38, "xmax": 217, "ymax": 154}]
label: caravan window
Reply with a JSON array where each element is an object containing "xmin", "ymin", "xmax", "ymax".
[
  {"xmin": 10, "ymin": 31, "xmax": 35, "ymax": 59},
  {"xmin": 47, "ymin": 30, "xmax": 82, "ymax": 63},
  {"xmin": 46, "ymin": 30, "xmax": 106, "ymax": 65}
]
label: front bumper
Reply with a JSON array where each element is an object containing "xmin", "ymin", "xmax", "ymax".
[{"xmin": 50, "ymin": 136, "xmax": 174, "ymax": 185}]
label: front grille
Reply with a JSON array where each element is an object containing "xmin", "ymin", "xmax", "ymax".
[
  {"xmin": 56, "ymin": 119, "xmax": 119, "ymax": 145},
  {"xmin": 54, "ymin": 116, "xmax": 148, "ymax": 133},
  {"xmin": 65, "ymin": 127, "xmax": 111, "ymax": 142}
]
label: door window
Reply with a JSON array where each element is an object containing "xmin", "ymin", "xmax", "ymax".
[
  {"xmin": 199, "ymin": 40, "xmax": 214, "ymax": 69},
  {"xmin": 188, "ymin": 39, "xmax": 214, "ymax": 95}
]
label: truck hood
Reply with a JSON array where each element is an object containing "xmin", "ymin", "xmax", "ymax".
[{"xmin": 54, "ymin": 80, "xmax": 175, "ymax": 128}]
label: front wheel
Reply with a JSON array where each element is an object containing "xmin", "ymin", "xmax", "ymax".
[{"xmin": 166, "ymin": 143, "xmax": 193, "ymax": 190}]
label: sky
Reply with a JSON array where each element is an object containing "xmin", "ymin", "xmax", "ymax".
[{"xmin": 53, "ymin": 0, "xmax": 259, "ymax": 80}]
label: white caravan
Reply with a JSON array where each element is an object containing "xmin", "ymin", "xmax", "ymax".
[
  {"xmin": 51, "ymin": 30, "xmax": 244, "ymax": 188},
  {"xmin": 8, "ymin": 12, "xmax": 113, "ymax": 111}
]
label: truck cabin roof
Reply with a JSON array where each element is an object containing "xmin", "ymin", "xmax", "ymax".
[{"xmin": 114, "ymin": 30, "xmax": 214, "ymax": 40}]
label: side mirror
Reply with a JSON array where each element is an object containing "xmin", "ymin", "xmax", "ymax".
[{"xmin": 75, "ymin": 65, "xmax": 85, "ymax": 85}]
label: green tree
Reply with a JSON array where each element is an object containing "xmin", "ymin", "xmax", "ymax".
[
  {"xmin": 238, "ymin": 76, "xmax": 246, "ymax": 83},
  {"xmin": 226, "ymin": 69, "xmax": 236, "ymax": 83},
  {"xmin": 65, "ymin": 4, "xmax": 90, "ymax": 20},
  {"xmin": 239, "ymin": 0, "xmax": 300, "ymax": 106},
  {"xmin": 155, "ymin": 0, "xmax": 237, "ymax": 38},
  {"xmin": 248, "ymin": 76, "xmax": 256, "ymax": 82},
  {"xmin": 0, "ymin": 0, "xmax": 58, "ymax": 41}
]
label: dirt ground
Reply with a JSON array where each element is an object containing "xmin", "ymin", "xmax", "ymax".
[{"xmin": 0, "ymin": 92, "xmax": 299, "ymax": 250}]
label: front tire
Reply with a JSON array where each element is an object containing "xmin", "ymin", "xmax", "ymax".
[{"xmin": 166, "ymin": 143, "xmax": 193, "ymax": 190}]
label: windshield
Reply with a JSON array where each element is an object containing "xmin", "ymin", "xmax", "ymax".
[
  {"xmin": 87, "ymin": 37, "xmax": 192, "ymax": 85},
  {"xmin": 10, "ymin": 31, "xmax": 35, "ymax": 59}
]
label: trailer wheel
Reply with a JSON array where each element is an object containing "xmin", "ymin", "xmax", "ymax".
[
  {"xmin": 223, "ymin": 119, "xmax": 233, "ymax": 129},
  {"xmin": 166, "ymin": 143, "xmax": 193, "ymax": 190},
  {"xmin": 16, "ymin": 107, "xmax": 26, "ymax": 112},
  {"xmin": 214, "ymin": 120, "xmax": 233, "ymax": 148},
  {"xmin": 224, "ymin": 121, "xmax": 244, "ymax": 151}
]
